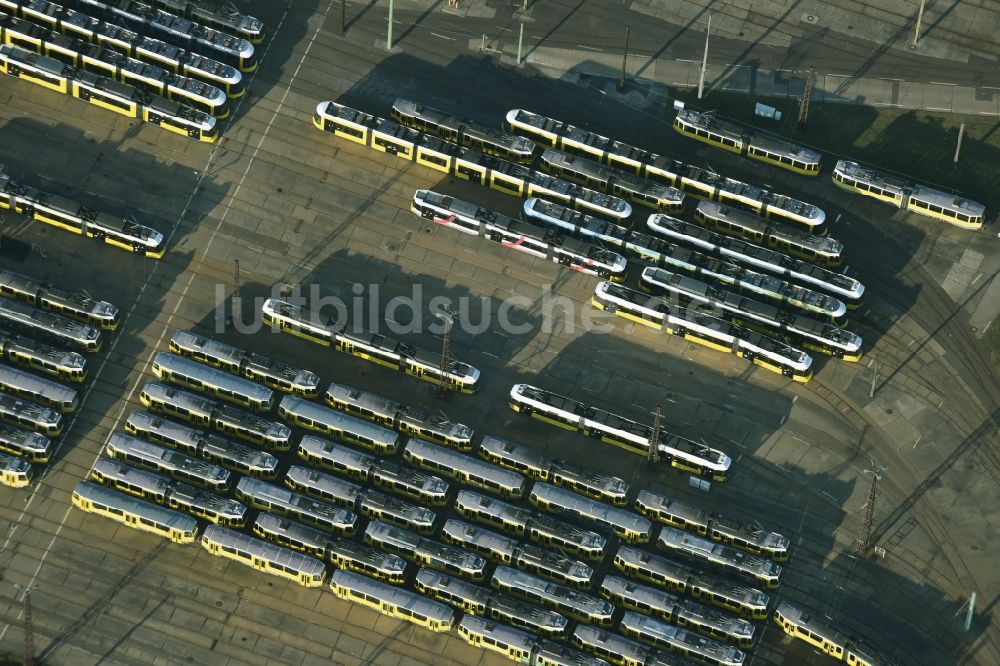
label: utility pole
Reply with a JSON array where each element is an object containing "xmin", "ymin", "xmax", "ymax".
[
  {"xmin": 387, "ymin": 0, "xmax": 394, "ymax": 49},
  {"xmin": 23, "ymin": 587, "xmax": 34, "ymax": 666},
  {"xmin": 648, "ymin": 406, "xmax": 661, "ymax": 464},
  {"xmin": 697, "ymin": 14, "xmax": 712, "ymax": 99},
  {"xmin": 913, "ymin": 0, "xmax": 926, "ymax": 46},
  {"xmin": 436, "ymin": 310, "xmax": 454, "ymax": 398},
  {"xmin": 517, "ymin": 22, "xmax": 524, "ymax": 66},
  {"xmin": 797, "ymin": 67, "xmax": 815, "ymax": 130},
  {"xmin": 954, "ymin": 591, "xmax": 977, "ymax": 632},
  {"xmin": 341, "ymin": 0, "xmax": 346, "ymax": 34},
  {"xmin": 869, "ymin": 359, "xmax": 879, "ymax": 399},
  {"xmin": 14, "ymin": 584, "xmax": 35, "ymax": 666},
  {"xmin": 855, "ymin": 459, "xmax": 887, "ymax": 557},
  {"xmin": 618, "ymin": 25, "xmax": 630, "ymax": 92},
  {"xmin": 954, "ymin": 123, "xmax": 965, "ymax": 163},
  {"xmin": 231, "ymin": 259, "xmax": 242, "ymax": 324}
]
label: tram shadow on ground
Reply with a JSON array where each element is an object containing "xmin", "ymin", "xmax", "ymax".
[
  {"xmin": 0, "ymin": 117, "xmax": 229, "ymax": 470},
  {"xmin": 191, "ymin": 264, "xmax": 954, "ymax": 665},
  {"xmin": 188, "ymin": 272, "xmax": 949, "ymax": 665},
  {"xmin": 198, "ymin": 53, "xmax": 971, "ymax": 665},
  {"xmin": 541, "ymin": 337, "xmax": 980, "ymax": 666},
  {"xmin": 226, "ymin": 0, "xmax": 321, "ymax": 126},
  {"xmin": 195, "ymin": 256, "xmax": 555, "ymax": 430}
]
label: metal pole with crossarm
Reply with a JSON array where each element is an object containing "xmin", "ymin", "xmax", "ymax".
[
  {"xmin": 13, "ymin": 584, "xmax": 35, "ymax": 666},
  {"xmin": 231, "ymin": 259, "xmax": 241, "ymax": 325},
  {"xmin": 648, "ymin": 406, "xmax": 661, "ymax": 465},
  {"xmin": 436, "ymin": 311, "xmax": 455, "ymax": 397},
  {"xmin": 855, "ymin": 459, "xmax": 887, "ymax": 556}
]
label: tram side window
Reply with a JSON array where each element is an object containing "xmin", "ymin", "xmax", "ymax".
[
  {"xmin": 511, "ymin": 460, "xmax": 531, "ymax": 473},
  {"xmin": 26, "ymin": 70, "xmax": 64, "ymax": 89},
  {"xmin": 493, "ymin": 179, "xmax": 520, "ymax": 193},
  {"xmin": 452, "ymin": 218, "xmax": 478, "ymax": 233},
  {"xmin": 337, "ymin": 124, "xmax": 365, "ymax": 140},
  {"xmin": 477, "ymin": 476, "xmax": 499, "ymax": 491},
  {"xmin": 89, "ymin": 87, "xmax": 135, "ymax": 112}
]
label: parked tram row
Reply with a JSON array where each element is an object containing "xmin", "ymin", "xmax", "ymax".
[
  {"xmin": 93, "ymin": 421, "xmax": 769, "ymax": 657},
  {"xmin": 312, "ymin": 100, "xmax": 632, "ymax": 222},
  {"xmin": 78, "ymin": 436, "xmax": 776, "ymax": 664},
  {"xmin": 316, "ymin": 381, "xmax": 788, "ymax": 563},
  {"xmin": 71, "ymin": 464, "xmax": 756, "ymax": 666},
  {"xmin": 0, "ymin": 343, "xmax": 91, "ymax": 487},
  {"xmin": 531, "ymin": 202, "xmax": 862, "ymax": 379},
  {"xmin": 412, "ymin": 185, "xmax": 846, "ymax": 296},
  {"xmin": 0, "ymin": 0, "xmax": 267, "ymax": 142},
  {"xmin": 382, "ymin": 100, "xmax": 866, "ymax": 382},
  {"xmin": 387, "ymin": 97, "xmax": 831, "ymax": 248},
  {"xmin": 344, "ymin": 94, "xmax": 866, "ymax": 351},
  {"xmin": 154, "ymin": 329, "xmax": 770, "ymax": 555},
  {"xmin": 1, "ymin": 165, "xmax": 166, "ymax": 258},
  {"xmin": 69, "ymin": 325, "xmax": 891, "ymax": 664},
  {"xmin": 288, "ymin": 385, "xmax": 788, "ymax": 612},
  {"xmin": 411, "ymin": 186, "xmax": 863, "ymax": 383},
  {"xmin": 261, "ymin": 297, "xmax": 481, "ymax": 394},
  {"xmin": 137, "ymin": 332, "xmax": 790, "ymax": 572},
  {"xmin": 80, "ymin": 426, "xmax": 735, "ymax": 660},
  {"xmin": 2, "ymin": 0, "xmax": 263, "ymax": 73},
  {"xmin": 381, "ymin": 97, "xmax": 874, "ymax": 324},
  {"xmin": 69, "ymin": 328, "xmax": 810, "ymax": 665},
  {"xmin": 84, "ymin": 363, "xmax": 773, "ymax": 661},
  {"xmin": 317, "ymin": 97, "xmax": 858, "ymax": 283},
  {"xmin": 0, "ymin": 10, "xmax": 227, "ymax": 116},
  {"xmin": 409, "ymin": 187, "xmax": 862, "ymax": 382},
  {"xmin": 72, "ymin": 468, "xmax": 761, "ymax": 666},
  {"xmin": 500, "ymin": 107, "xmax": 865, "ymax": 302},
  {"xmin": 0, "ymin": 268, "xmax": 117, "ymax": 487},
  {"xmin": 0, "ymin": 0, "xmax": 249, "ymax": 95},
  {"xmin": 672, "ymin": 107, "xmax": 984, "ymax": 231}
]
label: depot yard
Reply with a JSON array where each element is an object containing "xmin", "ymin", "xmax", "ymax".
[{"xmin": 0, "ymin": 1, "xmax": 996, "ymax": 666}]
